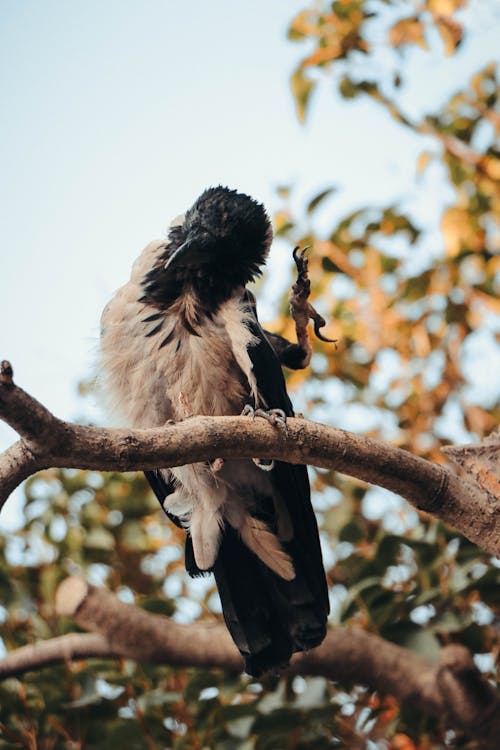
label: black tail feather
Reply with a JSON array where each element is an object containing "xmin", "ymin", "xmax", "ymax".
[
  {"xmin": 145, "ymin": 461, "xmax": 329, "ymax": 675},
  {"xmin": 214, "ymin": 516, "xmax": 327, "ymax": 675},
  {"xmin": 213, "ymin": 524, "xmax": 294, "ymax": 675}
]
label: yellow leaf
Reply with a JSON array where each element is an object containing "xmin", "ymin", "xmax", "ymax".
[
  {"xmin": 427, "ymin": 0, "xmax": 465, "ymax": 13},
  {"xmin": 471, "ymin": 63, "xmax": 497, "ymax": 98},
  {"xmin": 291, "ymin": 66, "xmax": 316, "ymax": 124},
  {"xmin": 441, "ymin": 207, "xmax": 481, "ymax": 257},
  {"xmin": 412, "ymin": 325, "xmax": 431, "ymax": 357},
  {"xmin": 273, "ymin": 210, "xmax": 294, "ymax": 235},
  {"xmin": 389, "ymin": 17, "xmax": 428, "ymax": 50},
  {"xmin": 481, "ymin": 155, "xmax": 500, "ymax": 180},
  {"xmin": 436, "ymin": 16, "xmax": 463, "ymax": 55},
  {"xmin": 416, "ymin": 151, "xmax": 432, "ymax": 174},
  {"xmin": 303, "ymin": 45, "xmax": 341, "ymax": 66},
  {"xmin": 288, "ymin": 9, "xmax": 320, "ymax": 40},
  {"xmin": 474, "ymin": 289, "xmax": 500, "ymax": 316}
]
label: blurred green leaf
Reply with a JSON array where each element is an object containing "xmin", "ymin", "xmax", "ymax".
[
  {"xmin": 306, "ymin": 187, "xmax": 337, "ymax": 214},
  {"xmin": 291, "ymin": 67, "xmax": 316, "ymax": 123}
]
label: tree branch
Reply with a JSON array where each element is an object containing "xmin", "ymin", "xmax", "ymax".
[
  {"xmin": 0, "ymin": 440, "xmax": 40, "ymax": 505},
  {"xmin": 0, "ymin": 632, "xmax": 119, "ymax": 679},
  {"xmin": 0, "ymin": 362, "xmax": 498, "ymax": 554},
  {"xmin": 1, "ymin": 577, "xmax": 498, "ymax": 748},
  {"xmin": 0, "ymin": 361, "xmax": 65, "ymax": 447}
]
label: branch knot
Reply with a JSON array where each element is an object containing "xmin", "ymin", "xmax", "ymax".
[{"xmin": 0, "ymin": 360, "xmax": 14, "ymax": 389}]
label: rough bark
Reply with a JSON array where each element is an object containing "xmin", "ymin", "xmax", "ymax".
[{"xmin": 0, "ymin": 363, "xmax": 498, "ymax": 554}]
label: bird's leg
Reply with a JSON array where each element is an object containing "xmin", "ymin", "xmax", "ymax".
[
  {"xmin": 290, "ymin": 246, "xmax": 313, "ymax": 367},
  {"xmin": 290, "ymin": 246, "xmax": 336, "ymax": 367}
]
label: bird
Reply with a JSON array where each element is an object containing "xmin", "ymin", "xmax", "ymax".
[{"xmin": 100, "ymin": 186, "xmax": 330, "ymax": 676}]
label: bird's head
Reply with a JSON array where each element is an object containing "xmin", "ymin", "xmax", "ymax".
[{"xmin": 141, "ymin": 186, "xmax": 273, "ymax": 311}]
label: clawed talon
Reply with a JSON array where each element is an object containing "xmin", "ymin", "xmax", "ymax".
[
  {"xmin": 252, "ymin": 458, "xmax": 275, "ymax": 472},
  {"xmin": 257, "ymin": 408, "xmax": 287, "ymax": 430},
  {"xmin": 292, "ymin": 245, "xmax": 311, "ymax": 269},
  {"xmin": 243, "ymin": 405, "xmax": 288, "ymax": 432},
  {"xmin": 291, "ymin": 246, "xmax": 336, "ymax": 345},
  {"xmin": 311, "ymin": 310, "xmax": 337, "ymax": 344},
  {"xmin": 242, "ymin": 405, "xmax": 287, "ymax": 471},
  {"xmin": 241, "ymin": 404, "xmax": 256, "ymax": 418}
]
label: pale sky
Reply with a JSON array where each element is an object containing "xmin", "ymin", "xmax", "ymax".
[{"xmin": 1, "ymin": 1, "xmax": 499, "ymax": 526}]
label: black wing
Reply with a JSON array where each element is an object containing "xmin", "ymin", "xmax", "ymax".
[{"xmin": 209, "ymin": 292, "xmax": 329, "ymax": 674}]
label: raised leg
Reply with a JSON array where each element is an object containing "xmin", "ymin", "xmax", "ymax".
[
  {"xmin": 290, "ymin": 246, "xmax": 336, "ymax": 368},
  {"xmin": 263, "ymin": 246, "xmax": 336, "ymax": 370}
]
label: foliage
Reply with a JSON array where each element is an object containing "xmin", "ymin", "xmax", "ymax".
[
  {"xmin": 1, "ymin": 1, "xmax": 499, "ymax": 748},
  {"xmin": 1, "ymin": 468, "xmax": 499, "ymax": 748},
  {"xmin": 282, "ymin": 0, "xmax": 500, "ymax": 463}
]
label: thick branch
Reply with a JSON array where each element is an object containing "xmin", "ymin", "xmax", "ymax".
[
  {"xmin": 0, "ymin": 368, "xmax": 64, "ymax": 447},
  {"xmin": 0, "ymin": 633, "xmax": 119, "ymax": 679},
  {"xmin": 1, "ymin": 578, "xmax": 498, "ymax": 748},
  {"xmin": 0, "ymin": 441, "xmax": 40, "ymax": 505},
  {"xmin": 437, "ymin": 645, "xmax": 500, "ymax": 747},
  {"xmin": 0, "ymin": 369, "xmax": 498, "ymax": 554}
]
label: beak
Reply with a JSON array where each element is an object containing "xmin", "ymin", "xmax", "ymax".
[{"xmin": 164, "ymin": 236, "xmax": 208, "ymax": 271}]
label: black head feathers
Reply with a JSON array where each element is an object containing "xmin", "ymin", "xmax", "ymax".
[
  {"xmin": 141, "ymin": 186, "xmax": 273, "ymax": 312},
  {"xmin": 180, "ymin": 186, "xmax": 272, "ymax": 275}
]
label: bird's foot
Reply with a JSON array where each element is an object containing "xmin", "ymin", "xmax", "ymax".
[
  {"xmin": 242, "ymin": 405, "xmax": 289, "ymax": 472},
  {"xmin": 252, "ymin": 458, "xmax": 275, "ymax": 472},
  {"xmin": 241, "ymin": 404, "xmax": 288, "ymax": 432},
  {"xmin": 291, "ymin": 246, "xmax": 337, "ymax": 346}
]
